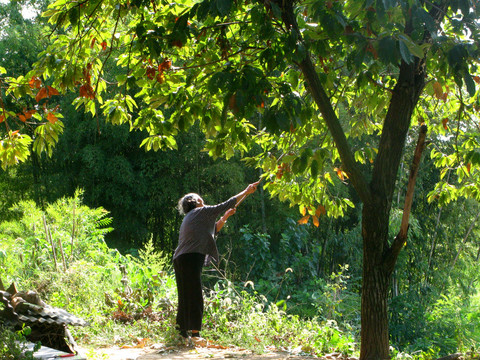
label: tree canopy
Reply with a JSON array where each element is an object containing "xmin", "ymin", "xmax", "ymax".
[
  {"xmin": 1, "ymin": 0, "xmax": 479, "ymax": 359},
  {"xmin": 0, "ymin": 0, "xmax": 478, "ymax": 210}
]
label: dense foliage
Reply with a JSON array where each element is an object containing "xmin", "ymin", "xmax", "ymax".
[
  {"xmin": 0, "ymin": 196, "xmax": 358, "ymax": 357},
  {"xmin": 0, "ymin": 194, "xmax": 479, "ymax": 358}
]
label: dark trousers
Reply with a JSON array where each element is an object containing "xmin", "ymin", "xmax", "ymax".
[{"xmin": 173, "ymin": 252, "xmax": 206, "ymax": 337}]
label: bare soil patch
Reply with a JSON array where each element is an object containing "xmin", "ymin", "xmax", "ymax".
[{"xmin": 80, "ymin": 343, "xmax": 320, "ymax": 360}]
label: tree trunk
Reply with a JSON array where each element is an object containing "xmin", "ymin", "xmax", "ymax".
[
  {"xmin": 360, "ymin": 263, "xmax": 390, "ymax": 360},
  {"xmin": 360, "ymin": 199, "xmax": 391, "ymax": 360}
]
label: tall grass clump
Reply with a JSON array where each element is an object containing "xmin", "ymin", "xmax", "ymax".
[
  {"xmin": 202, "ymin": 280, "xmax": 357, "ymax": 357},
  {"xmin": 0, "ymin": 191, "xmax": 175, "ymax": 347}
]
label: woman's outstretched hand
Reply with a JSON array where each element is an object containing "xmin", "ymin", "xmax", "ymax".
[
  {"xmin": 245, "ymin": 180, "xmax": 260, "ymax": 194},
  {"xmin": 235, "ymin": 180, "xmax": 261, "ymax": 208}
]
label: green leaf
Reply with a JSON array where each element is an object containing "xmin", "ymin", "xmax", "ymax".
[
  {"xmin": 293, "ymin": 42, "xmax": 307, "ymax": 62},
  {"xmin": 275, "ymin": 110, "xmax": 290, "ymax": 132},
  {"xmin": 216, "ymin": 0, "xmax": 232, "ymax": 16},
  {"xmin": 399, "ymin": 35, "xmax": 424, "ymax": 59},
  {"xmin": 398, "ymin": 40, "xmax": 413, "ymax": 64},
  {"xmin": 68, "ymin": 7, "xmax": 79, "ymax": 26},
  {"xmin": 465, "ymin": 150, "xmax": 480, "ymax": 165},
  {"xmin": 463, "ymin": 71, "xmax": 476, "ymax": 97},
  {"xmin": 378, "ymin": 37, "xmax": 398, "ymax": 65},
  {"xmin": 414, "ymin": 7, "xmax": 436, "ymax": 34}
]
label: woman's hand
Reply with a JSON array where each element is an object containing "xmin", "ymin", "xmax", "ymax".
[
  {"xmin": 224, "ymin": 208, "xmax": 237, "ymax": 218},
  {"xmin": 216, "ymin": 208, "xmax": 236, "ymax": 233},
  {"xmin": 245, "ymin": 180, "xmax": 260, "ymax": 194},
  {"xmin": 235, "ymin": 180, "xmax": 261, "ymax": 207}
]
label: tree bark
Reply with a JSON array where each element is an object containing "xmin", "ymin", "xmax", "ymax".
[{"xmin": 360, "ymin": 258, "xmax": 390, "ymax": 360}]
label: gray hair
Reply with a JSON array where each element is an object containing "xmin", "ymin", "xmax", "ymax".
[{"xmin": 177, "ymin": 193, "xmax": 202, "ymax": 215}]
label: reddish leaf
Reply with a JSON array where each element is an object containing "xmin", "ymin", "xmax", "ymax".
[
  {"xmin": 473, "ymin": 76, "xmax": 480, "ymax": 84},
  {"xmin": 312, "ymin": 215, "xmax": 319, "ymax": 227},
  {"xmin": 47, "ymin": 86, "xmax": 60, "ymax": 96},
  {"xmin": 366, "ymin": 42, "xmax": 378, "ymax": 59},
  {"xmin": 442, "ymin": 118, "xmax": 448, "ymax": 130},
  {"xmin": 18, "ymin": 114, "xmax": 26, "ymax": 122},
  {"xmin": 25, "ymin": 109, "xmax": 36, "ymax": 119},
  {"xmin": 35, "ymin": 87, "xmax": 48, "ymax": 103},
  {"xmin": 0, "ymin": 115, "xmax": 5, "ymax": 123},
  {"xmin": 79, "ymin": 84, "xmax": 95, "ymax": 99},
  {"xmin": 90, "ymin": 37, "xmax": 96, "ymax": 48},
  {"xmin": 276, "ymin": 169, "xmax": 283, "ymax": 179},
  {"xmin": 47, "ymin": 112, "xmax": 58, "ymax": 124},
  {"xmin": 298, "ymin": 215, "xmax": 310, "ymax": 225},
  {"xmin": 146, "ymin": 66, "xmax": 156, "ymax": 80},
  {"xmin": 433, "ymin": 81, "xmax": 443, "ymax": 99},
  {"xmin": 101, "ymin": 40, "xmax": 107, "ymax": 50},
  {"xmin": 171, "ymin": 40, "xmax": 183, "ymax": 48},
  {"xmin": 315, "ymin": 205, "xmax": 326, "ymax": 217},
  {"xmin": 159, "ymin": 59, "xmax": 172, "ymax": 71},
  {"xmin": 334, "ymin": 167, "xmax": 344, "ymax": 180},
  {"xmin": 29, "ymin": 76, "xmax": 42, "ymax": 89},
  {"xmin": 466, "ymin": 163, "xmax": 471, "ymax": 173},
  {"xmin": 228, "ymin": 94, "xmax": 238, "ymax": 113}
]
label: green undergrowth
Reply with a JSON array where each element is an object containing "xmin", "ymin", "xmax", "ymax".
[
  {"xmin": 1, "ymin": 194, "xmax": 479, "ymax": 359},
  {"xmin": 0, "ymin": 193, "xmax": 358, "ymax": 357},
  {"xmin": 202, "ymin": 280, "xmax": 356, "ymax": 356}
]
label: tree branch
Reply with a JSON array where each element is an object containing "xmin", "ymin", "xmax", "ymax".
[
  {"xmin": 384, "ymin": 124, "xmax": 428, "ymax": 275},
  {"xmin": 278, "ymin": 0, "xmax": 371, "ymax": 203}
]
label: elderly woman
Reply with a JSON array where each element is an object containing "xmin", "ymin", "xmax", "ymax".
[{"xmin": 173, "ymin": 182, "xmax": 259, "ymax": 343}]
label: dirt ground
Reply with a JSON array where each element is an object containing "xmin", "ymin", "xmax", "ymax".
[{"xmin": 80, "ymin": 342, "xmax": 328, "ymax": 360}]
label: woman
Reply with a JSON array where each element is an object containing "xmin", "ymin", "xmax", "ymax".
[{"xmin": 173, "ymin": 182, "xmax": 259, "ymax": 343}]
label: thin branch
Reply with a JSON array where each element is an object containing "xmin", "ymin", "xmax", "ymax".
[
  {"xmin": 280, "ymin": 1, "xmax": 371, "ymax": 203},
  {"xmin": 384, "ymin": 124, "xmax": 428, "ymax": 274}
]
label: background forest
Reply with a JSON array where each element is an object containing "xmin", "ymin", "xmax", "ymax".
[{"xmin": 1, "ymin": 0, "xmax": 480, "ymax": 359}]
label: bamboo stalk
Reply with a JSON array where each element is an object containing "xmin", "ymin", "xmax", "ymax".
[
  {"xmin": 43, "ymin": 214, "xmax": 58, "ymax": 272},
  {"xmin": 70, "ymin": 201, "xmax": 76, "ymax": 262},
  {"xmin": 58, "ymin": 236, "xmax": 67, "ymax": 272}
]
